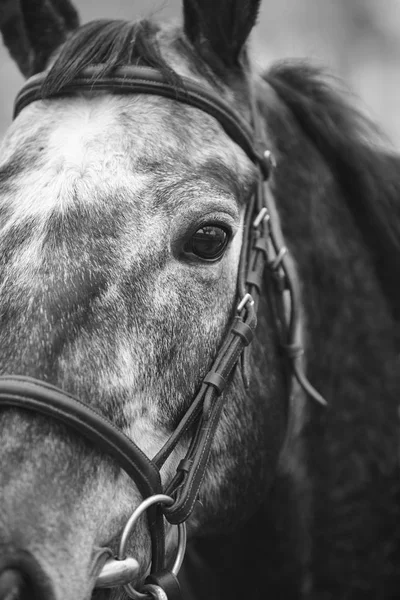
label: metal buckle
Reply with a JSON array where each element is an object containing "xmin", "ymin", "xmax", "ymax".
[
  {"xmin": 237, "ymin": 293, "xmax": 254, "ymax": 313},
  {"xmin": 257, "ymin": 147, "xmax": 277, "ymax": 179},
  {"xmin": 269, "ymin": 246, "xmax": 288, "ymax": 271},
  {"xmin": 252, "ymin": 207, "xmax": 270, "ymax": 229},
  {"xmin": 264, "ymin": 149, "xmax": 277, "ymax": 169}
]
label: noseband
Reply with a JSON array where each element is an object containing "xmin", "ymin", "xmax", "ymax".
[{"xmin": 3, "ymin": 65, "xmax": 326, "ymax": 600}]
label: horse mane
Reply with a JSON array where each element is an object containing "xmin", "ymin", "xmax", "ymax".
[
  {"xmin": 265, "ymin": 62, "xmax": 400, "ymax": 320},
  {"xmin": 42, "ymin": 19, "xmax": 217, "ymax": 96}
]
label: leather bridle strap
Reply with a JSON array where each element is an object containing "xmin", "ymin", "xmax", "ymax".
[
  {"xmin": 8, "ymin": 65, "xmax": 275, "ymax": 582},
  {"xmin": 8, "ymin": 65, "xmax": 327, "ymax": 591},
  {"xmin": 13, "ymin": 65, "xmax": 272, "ymax": 177},
  {"xmin": 153, "ymin": 190, "xmax": 261, "ymax": 524},
  {"xmin": 0, "ymin": 375, "xmax": 166, "ymax": 572}
]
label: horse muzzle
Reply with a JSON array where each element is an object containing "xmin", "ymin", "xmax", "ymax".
[{"xmin": 0, "ymin": 551, "xmax": 55, "ymax": 600}]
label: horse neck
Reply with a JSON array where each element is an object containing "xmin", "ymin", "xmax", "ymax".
[{"xmin": 259, "ymin": 83, "xmax": 400, "ymax": 596}]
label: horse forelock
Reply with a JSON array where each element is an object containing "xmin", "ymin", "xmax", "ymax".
[{"xmin": 40, "ymin": 18, "xmax": 251, "ymax": 114}]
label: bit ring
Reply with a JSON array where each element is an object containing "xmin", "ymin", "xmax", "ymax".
[{"xmin": 119, "ymin": 494, "xmax": 187, "ymax": 600}]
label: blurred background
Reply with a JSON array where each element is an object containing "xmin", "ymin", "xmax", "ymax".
[{"xmin": 1, "ymin": 0, "xmax": 400, "ymax": 146}]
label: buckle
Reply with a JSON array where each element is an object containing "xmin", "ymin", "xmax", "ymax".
[
  {"xmin": 237, "ymin": 293, "xmax": 254, "ymax": 313},
  {"xmin": 260, "ymin": 149, "xmax": 277, "ymax": 180},
  {"xmin": 269, "ymin": 246, "xmax": 288, "ymax": 271},
  {"xmin": 252, "ymin": 207, "xmax": 270, "ymax": 229}
]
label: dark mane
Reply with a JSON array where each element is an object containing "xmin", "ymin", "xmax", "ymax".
[
  {"xmin": 42, "ymin": 18, "xmax": 217, "ymax": 96},
  {"xmin": 265, "ymin": 62, "xmax": 400, "ymax": 320}
]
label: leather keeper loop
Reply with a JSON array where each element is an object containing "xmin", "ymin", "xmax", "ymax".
[
  {"xmin": 254, "ymin": 237, "xmax": 269, "ymax": 255},
  {"xmin": 246, "ymin": 270, "xmax": 263, "ymax": 293},
  {"xmin": 204, "ymin": 371, "xmax": 226, "ymax": 395},
  {"xmin": 177, "ymin": 459, "xmax": 192, "ymax": 473},
  {"xmin": 254, "ymin": 144, "xmax": 275, "ymax": 180},
  {"xmin": 260, "ymin": 158, "xmax": 271, "ymax": 180},
  {"xmin": 232, "ymin": 319, "xmax": 254, "ymax": 346},
  {"xmin": 271, "ymin": 270, "xmax": 287, "ymax": 292},
  {"xmin": 145, "ymin": 570, "xmax": 182, "ymax": 600},
  {"xmin": 283, "ymin": 343, "xmax": 304, "ymax": 359}
]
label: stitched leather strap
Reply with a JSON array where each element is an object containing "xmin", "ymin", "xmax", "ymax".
[
  {"xmin": 14, "ymin": 65, "xmax": 271, "ymax": 173},
  {"xmin": 163, "ymin": 304, "xmax": 257, "ymax": 524},
  {"xmin": 9, "ymin": 63, "xmax": 327, "ymax": 586},
  {"xmin": 0, "ymin": 375, "xmax": 166, "ymax": 572}
]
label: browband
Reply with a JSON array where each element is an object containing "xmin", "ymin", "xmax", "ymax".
[{"xmin": 14, "ymin": 65, "xmax": 272, "ymax": 178}]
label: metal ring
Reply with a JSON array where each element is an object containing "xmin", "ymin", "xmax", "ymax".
[
  {"xmin": 264, "ymin": 149, "xmax": 277, "ymax": 168},
  {"xmin": 141, "ymin": 584, "xmax": 168, "ymax": 600},
  {"xmin": 119, "ymin": 494, "xmax": 187, "ymax": 600}
]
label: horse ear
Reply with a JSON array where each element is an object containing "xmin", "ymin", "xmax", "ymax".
[
  {"xmin": 182, "ymin": 0, "xmax": 261, "ymax": 68},
  {"xmin": 0, "ymin": 0, "xmax": 79, "ymax": 78}
]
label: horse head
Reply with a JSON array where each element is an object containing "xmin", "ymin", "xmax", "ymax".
[
  {"xmin": 0, "ymin": 1, "xmax": 291, "ymax": 598},
  {"xmin": 2, "ymin": 1, "xmax": 400, "ymax": 599}
]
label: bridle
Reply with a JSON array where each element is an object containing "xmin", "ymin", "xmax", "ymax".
[{"xmin": 2, "ymin": 65, "xmax": 326, "ymax": 600}]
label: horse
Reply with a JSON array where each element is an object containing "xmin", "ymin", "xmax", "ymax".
[{"xmin": 1, "ymin": 0, "xmax": 400, "ymax": 598}]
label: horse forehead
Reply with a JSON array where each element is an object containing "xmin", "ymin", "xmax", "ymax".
[
  {"xmin": 19, "ymin": 92, "xmax": 246, "ymax": 167},
  {"xmin": 41, "ymin": 95, "xmax": 179, "ymax": 175},
  {"xmin": 3, "ymin": 93, "xmax": 251, "ymax": 217}
]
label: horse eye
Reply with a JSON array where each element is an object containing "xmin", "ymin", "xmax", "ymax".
[{"xmin": 184, "ymin": 225, "xmax": 229, "ymax": 261}]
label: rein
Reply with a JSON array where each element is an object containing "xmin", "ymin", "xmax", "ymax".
[{"xmin": 3, "ymin": 65, "xmax": 327, "ymax": 600}]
